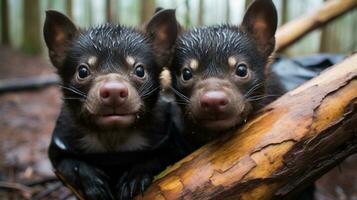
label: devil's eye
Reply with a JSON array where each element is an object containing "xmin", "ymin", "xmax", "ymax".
[
  {"xmin": 182, "ymin": 68, "xmax": 193, "ymax": 81},
  {"xmin": 235, "ymin": 63, "xmax": 248, "ymax": 78},
  {"xmin": 78, "ymin": 64, "xmax": 90, "ymax": 79},
  {"xmin": 134, "ymin": 64, "xmax": 145, "ymax": 78}
]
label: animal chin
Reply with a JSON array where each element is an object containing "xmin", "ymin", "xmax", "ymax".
[
  {"xmin": 200, "ymin": 117, "xmax": 238, "ymax": 131},
  {"xmin": 84, "ymin": 102, "xmax": 142, "ymax": 129},
  {"xmin": 194, "ymin": 112, "xmax": 239, "ymax": 131},
  {"xmin": 95, "ymin": 113, "xmax": 137, "ymax": 128}
]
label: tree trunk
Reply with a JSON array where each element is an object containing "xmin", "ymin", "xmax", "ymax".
[
  {"xmin": 87, "ymin": 2, "xmax": 93, "ymax": 26},
  {"xmin": 66, "ymin": 0, "xmax": 73, "ymax": 19},
  {"xmin": 106, "ymin": 0, "xmax": 112, "ymax": 23},
  {"xmin": 47, "ymin": 0, "xmax": 53, "ymax": 9},
  {"xmin": 136, "ymin": 54, "xmax": 357, "ymax": 199},
  {"xmin": 112, "ymin": 0, "xmax": 120, "ymax": 23},
  {"xmin": 184, "ymin": 0, "xmax": 191, "ymax": 27},
  {"xmin": 225, "ymin": 0, "xmax": 230, "ymax": 23},
  {"xmin": 22, "ymin": 0, "xmax": 41, "ymax": 54},
  {"xmin": 275, "ymin": 0, "xmax": 357, "ymax": 52},
  {"xmin": 281, "ymin": 0, "xmax": 289, "ymax": 25},
  {"xmin": 140, "ymin": 0, "xmax": 155, "ymax": 23},
  {"xmin": 1, "ymin": 0, "xmax": 9, "ymax": 45},
  {"xmin": 197, "ymin": 0, "xmax": 204, "ymax": 25}
]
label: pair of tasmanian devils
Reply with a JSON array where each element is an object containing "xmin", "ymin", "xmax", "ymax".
[{"xmin": 44, "ymin": 0, "xmax": 293, "ymax": 199}]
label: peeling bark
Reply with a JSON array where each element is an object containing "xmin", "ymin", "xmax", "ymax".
[{"xmin": 136, "ymin": 54, "xmax": 357, "ymax": 199}]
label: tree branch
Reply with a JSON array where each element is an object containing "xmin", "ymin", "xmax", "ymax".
[
  {"xmin": 0, "ymin": 75, "xmax": 59, "ymax": 93},
  {"xmin": 137, "ymin": 54, "xmax": 357, "ymax": 199},
  {"xmin": 275, "ymin": 0, "xmax": 357, "ymax": 52}
]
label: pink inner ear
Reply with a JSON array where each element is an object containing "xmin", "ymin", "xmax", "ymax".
[
  {"xmin": 254, "ymin": 19, "xmax": 269, "ymax": 43},
  {"xmin": 53, "ymin": 26, "xmax": 66, "ymax": 45},
  {"xmin": 158, "ymin": 26, "xmax": 168, "ymax": 41},
  {"xmin": 55, "ymin": 32, "xmax": 66, "ymax": 44}
]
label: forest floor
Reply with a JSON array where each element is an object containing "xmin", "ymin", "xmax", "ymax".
[{"xmin": 0, "ymin": 45, "xmax": 356, "ymax": 200}]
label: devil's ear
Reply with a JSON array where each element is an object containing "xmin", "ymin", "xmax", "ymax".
[
  {"xmin": 145, "ymin": 9, "xmax": 181, "ymax": 66},
  {"xmin": 43, "ymin": 10, "xmax": 78, "ymax": 68},
  {"xmin": 240, "ymin": 0, "xmax": 277, "ymax": 56},
  {"xmin": 154, "ymin": 7, "xmax": 164, "ymax": 14}
]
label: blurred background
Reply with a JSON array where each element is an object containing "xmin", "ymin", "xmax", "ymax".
[
  {"xmin": 0, "ymin": 0, "xmax": 356, "ymax": 199},
  {"xmin": 1, "ymin": 0, "xmax": 356, "ymax": 55}
]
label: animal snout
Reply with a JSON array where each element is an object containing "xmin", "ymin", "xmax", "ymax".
[
  {"xmin": 200, "ymin": 91, "xmax": 228, "ymax": 111},
  {"xmin": 99, "ymin": 82, "xmax": 128, "ymax": 106}
]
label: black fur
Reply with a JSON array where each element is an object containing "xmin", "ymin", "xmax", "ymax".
[
  {"xmin": 169, "ymin": 0, "xmax": 315, "ymax": 198},
  {"xmin": 44, "ymin": 10, "xmax": 181, "ymax": 200},
  {"xmin": 61, "ymin": 24, "xmax": 161, "ymax": 132},
  {"xmin": 172, "ymin": 24, "xmax": 272, "ymax": 102},
  {"xmin": 170, "ymin": 24, "xmax": 284, "ymax": 147}
]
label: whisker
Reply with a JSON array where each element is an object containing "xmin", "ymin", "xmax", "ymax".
[
  {"xmin": 59, "ymin": 85, "xmax": 87, "ymax": 98},
  {"xmin": 244, "ymin": 82, "xmax": 264, "ymax": 98},
  {"xmin": 175, "ymin": 102, "xmax": 190, "ymax": 106},
  {"xmin": 61, "ymin": 97, "xmax": 86, "ymax": 102},
  {"xmin": 169, "ymin": 86, "xmax": 190, "ymax": 103},
  {"xmin": 246, "ymin": 94, "xmax": 280, "ymax": 102},
  {"xmin": 61, "ymin": 97, "xmax": 84, "ymax": 100},
  {"xmin": 138, "ymin": 81, "xmax": 158, "ymax": 97},
  {"xmin": 138, "ymin": 81, "xmax": 151, "ymax": 94},
  {"xmin": 64, "ymin": 84, "xmax": 86, "ymax": 95},
  {"xmin": 141, "ymin": 86, "xmax": 160, "ymax": 99},
  {"xmin": 175, "ymin": 99, "xmax": 190, "ymax": 104}
]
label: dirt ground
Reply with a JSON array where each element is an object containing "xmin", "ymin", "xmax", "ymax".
[
  {"xmin": 0, "ymin": 46, "xmax": 71, "ymax": 199},
  {"xmin": 0, "ymin": 46, "xmax": 355, "ymax": 199}
]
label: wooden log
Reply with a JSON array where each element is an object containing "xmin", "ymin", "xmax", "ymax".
[
  {"xmin": 0, "ymin": 75, "xmax": 59, "ymax": 93},
  {"xmin": 1, "ymin": 0, "xmax": 9, "ymax": 45},
  {"xmin": 136, "ymin": 54, "xmax": 357, "ymax": 199},
  {"xmin": 275, "ymin": 0, "xmax": 357, "ymax": 52}
]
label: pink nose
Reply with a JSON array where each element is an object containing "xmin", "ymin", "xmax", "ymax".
[
  {"xmin": 200, "ymin": 91, "xmax": 228, "ymax": 110},
  {"xmin": 99, "ymin": 82, "xmax": 128, "ymax": 105}
]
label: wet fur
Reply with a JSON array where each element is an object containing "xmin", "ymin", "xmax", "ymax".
[
  {"xmin": 169, "ymin": 1, "xmax": 314, "ymax": 199},
  {"xmin": 45, "ymin": 10, "xmax": 180, "ymax": 200},
  {"xmin": 168, "ymin": 0, "xmax": 284, "ymax": 144},
  {"xmin": 170, "ymin": 24, "xmax": 284, "ymax": 147}
]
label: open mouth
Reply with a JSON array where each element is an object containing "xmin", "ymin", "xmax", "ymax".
[{"xmin": 96, "ymin": 113, "xmax": 137, "ymax": 128}]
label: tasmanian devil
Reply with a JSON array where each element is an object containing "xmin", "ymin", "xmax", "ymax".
[
  {"xmin": 168, "ymin": 0, "xmax": 315, "ymax": 199},
  {"xmin": 43, "ymin": 9, "xmax": 180, "ymax": 200},
  {"xmin": 169, "ymin": 0, "xmax": 284, "ymax": 148}
]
